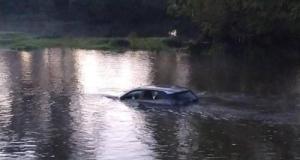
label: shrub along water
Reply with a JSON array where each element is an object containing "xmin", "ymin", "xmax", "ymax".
[{"xmin": 0, "ymin": 32, "xmax": 180, "ymax": 51}]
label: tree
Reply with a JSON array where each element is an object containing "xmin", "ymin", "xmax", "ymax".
[{"xmin": 168, "ymin": 0, "xmax": 300, "ymax": 43}]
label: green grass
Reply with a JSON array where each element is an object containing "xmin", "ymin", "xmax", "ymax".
[
  {"xmin": 129, "ymin": 37, "xmax": 168, "ymax": 51},
  {"xmin": 0, "ymin": 32, "xmax": 178, "ymax": 51}
]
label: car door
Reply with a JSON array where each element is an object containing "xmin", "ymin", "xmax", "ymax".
[
  {"xmin": 139, "ymin": 90, "xmax": 173, "ymax": 106},
  {"xmin": 138, "ymin": 90, "xmax": 155, "ymax": 105},
  {"xmin": 151, "ymin": 91, "xmax": 174, "ymax": 106}
]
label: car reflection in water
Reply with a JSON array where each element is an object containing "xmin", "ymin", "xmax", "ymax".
[{"xmin": 119, "ymin": 85, "xmax": 199, "ymax": 107}]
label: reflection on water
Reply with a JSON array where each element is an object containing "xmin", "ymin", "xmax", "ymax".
[
  {"xmin": 0, "ymin": 48, "xmax": 300, "ymax": 159},
  {"xmin": 76, "ymin": 50, "xmax": 153, "ymax": 94}
]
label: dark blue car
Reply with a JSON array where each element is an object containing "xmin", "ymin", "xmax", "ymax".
[{"xmin": 120, "ymin": 85, "xmax": 198, "ymax": 106}]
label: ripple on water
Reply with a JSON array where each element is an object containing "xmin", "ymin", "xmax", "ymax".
[{"xmin": 0, "ymin": 49, "xmax": 300, "ymax": 160}]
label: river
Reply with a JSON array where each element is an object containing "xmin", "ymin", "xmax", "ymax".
[{"xmin": 0, "ymin": 48, "xmax": 300, "ymax": 160}]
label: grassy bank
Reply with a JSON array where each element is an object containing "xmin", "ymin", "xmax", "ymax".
[{"xmin": 0, "ymin": 32, "xmax": 182, "ymax": 51}]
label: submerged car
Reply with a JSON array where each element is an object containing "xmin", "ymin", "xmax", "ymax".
[{"xmin": 120, "ymin": 85, "xmax": 198, "ymax": 106}]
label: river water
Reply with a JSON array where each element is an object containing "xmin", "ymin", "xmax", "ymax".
[{"xmin": 0, "ymin": 48, "xmax": 300, "ymax": 160}]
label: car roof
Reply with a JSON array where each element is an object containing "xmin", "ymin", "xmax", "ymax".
[{"xmin": 134, "ymin": 85, "xmax": 189, "ymax": 94}]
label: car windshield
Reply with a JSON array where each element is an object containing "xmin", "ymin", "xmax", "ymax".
[{"xmin": 172, "ymin": 91, "xmax": 197, "ymax": 101}]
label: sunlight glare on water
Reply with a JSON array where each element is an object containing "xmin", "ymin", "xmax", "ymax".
[{"xmin": 76, "ymin": 50, "xmax": 153, "ymax": 94}]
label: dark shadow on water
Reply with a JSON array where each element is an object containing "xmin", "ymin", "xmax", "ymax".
[
  {"xmin": 188, "ymin": 44, "xmax": 300, "ymax": 95},
  {"xmin": 137, "ymin": 103, "xmax": 300, "ymax": 160},
  {"xmin": 37, "ymin": 93, "xmax": 73, "ymax": 160}
]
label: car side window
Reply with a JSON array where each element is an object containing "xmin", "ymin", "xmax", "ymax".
[
  {"xmin": 152, "ymin": 91, "xmax": 167, "ymax": 100},
  {"xmin": 122, "ymin": 90, "xmax": 168, "ymax": 101},
  {"xmin": 141, "ymin": 90, "xmax": 153, "ymax": 100},
  {"xmin": 122, "ymin": 90, "xmax": 143, "ymax": 100},
  {"xmin": 173, "ymin": 91, "xmax": 197, "ymax": 101}
]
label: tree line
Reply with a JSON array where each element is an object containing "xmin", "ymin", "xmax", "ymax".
[
  {"xmin": 1, "ymin": 0, "xmax": 299, "ymax": 43},
  {"xmin": 0, "ymin": 0, "xmax": 170, "ymax": 24},
  {"xmin": 168, "ymin": 0, "xmax": 300, "ymax": 43}
]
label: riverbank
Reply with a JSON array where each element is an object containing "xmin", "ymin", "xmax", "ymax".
[{"xmin": 0, "ymin": 32, "xmax": 183, "ymax": 51}]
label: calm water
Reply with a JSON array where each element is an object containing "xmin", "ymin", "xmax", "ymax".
[{"xmin": 0, "ymin": 48, "xmax": 300, "ymax": 160}]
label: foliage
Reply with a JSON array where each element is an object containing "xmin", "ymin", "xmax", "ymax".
[
  {"xmin": 129, "ymin": 37, "xmax": 167, "ymax": 51},
  {"xmin": 1, "ymin": 0, "xmax": 299, "ymax": 44},
  {"xmin": 168, "ymin": 0, "xmax": 300, "ymax": 43},
  {"xmin": 0, "ymin": 0, "xmax": 170, "ymax": 24},
  {"xmin": 0, "ymin": 32, "xmax": 173, "ymax": 51}
]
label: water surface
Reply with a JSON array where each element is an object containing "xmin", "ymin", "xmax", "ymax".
[{"xmin": 0, "ymin": 48, "xmax": 300, "ymax": 160}]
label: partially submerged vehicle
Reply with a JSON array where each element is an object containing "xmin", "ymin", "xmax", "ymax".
[{"xmin": 120, "ymin": 85, "xmax": 198, "ymax": 106}]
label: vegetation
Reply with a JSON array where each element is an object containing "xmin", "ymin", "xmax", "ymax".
[
  {"xmin": 0, "ymin": 0, "xmax": 300, "ymax": 51},
  {"xmin": 128, "ymin": 33, "xmax": 169, "ymax": 51},
  {"xmin": 0, "ymin": 0, "xmax": 172, "ymax": 36},
  {"xmin": 0, "ymin": 32, "xmax": 174, "ymax": 51},
  {"xmin": 0, "ymin": 0, "xmax": 175, "ymax": 38},
  {"xmin": 168, "ymin": 0, "xmax": 300, "ymax": 44}
]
